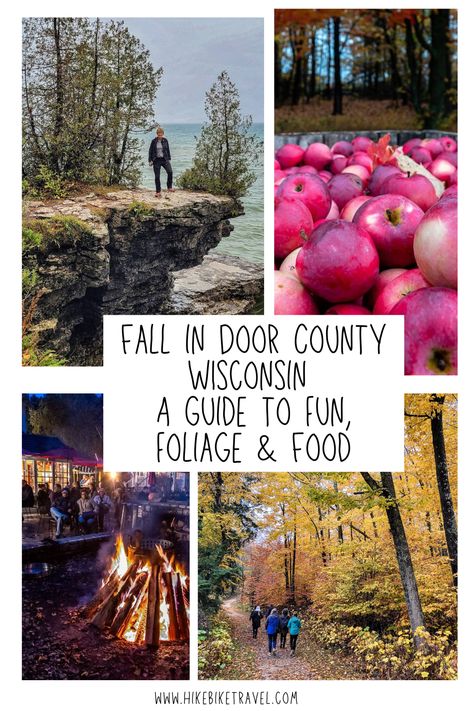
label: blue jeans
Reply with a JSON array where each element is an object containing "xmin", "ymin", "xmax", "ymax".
[
  {"xmin": 78, "ymin": 512, "xmax": 95, "ymax": 529},
  {"xmin": 50, "ymin": 507, "xmax": 69, "ymax": 536},
  {"xmin": 268, "ymin": 633, "xmax": 277, "ymax": 652}
]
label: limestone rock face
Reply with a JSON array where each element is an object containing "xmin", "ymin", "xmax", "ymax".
[
  {"xmin": 168, "ymin": 255, "xmax": 264, "ymax": 315},
  {"xmin": 23, "ymin": 189, "xmax": 262, "ymax": 365}
]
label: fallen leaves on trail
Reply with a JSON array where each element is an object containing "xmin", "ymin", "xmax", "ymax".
[{"xmin": 217, "ymin": 598, "xmax": 363, "ymax": 681}]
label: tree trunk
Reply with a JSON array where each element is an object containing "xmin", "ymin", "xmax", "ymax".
[
  {"xmin": 274, "ymin": 39, "xmax": 282, "ymax": 107},
  {"xmin": 332, "ymin": 16, "xmax": 343, "ymax": 115},
  {"xmin": 427, "ymin": 9, "xmax": 450, "ymax": 127},
  {"xmin": 309, "ymin": 28, "xmax": 317, "ymax": 99},
  {"xmin": 52, "ymin": 18, "xmax": 65, "ymax": 172},
  {"xmin": 429, "ymin": 395, "xmax": 458, "ymax": 587},
  {"xmin": 405, "ymin": 19, "xmax": 421, "ymax": 113},
  {"xmin": 361, "ymin": 472, "xmax": 426, "ymax": 649}
]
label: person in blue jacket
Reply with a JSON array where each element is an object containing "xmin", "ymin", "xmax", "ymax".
[
  {"xmin": 265, "ymin": 607, "xmax": 280, "ymax": 655},
  {"xmin": 288, "ymin": 611, "xmax": 302, "ymax": 656}
]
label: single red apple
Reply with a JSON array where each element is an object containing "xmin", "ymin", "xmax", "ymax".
[
  {"xmin": 274, "ymin": 197, "xmax": 313, "ymax": 260},
  {"xmin": 413, "ymin": 197, "xmax": 457, "ymax": 288},
  {"xmin": 390, "ymin": 287, "xmax": 457, "ymax": 375},
  {"xmin": 347, "ymin": 152, "xmax": 373, "ymax": 172},
  {"xmin": 403, "ymin": 137, "xmax": 422, "ymax": 154},
  {"xmin": 437, "ymin": 151, "xmax": 457, "ymax": 167},
  {"xmin": 409, "ymin": 147, "xmax": 432, "ymax": 165},
  {"xmin": 439, "ymin": 136, "xmax": 457, "ymax": 153},
  {"xmin": 378, "ymin": 172, "xmax": 437, "ymax": 212},
  {"xmin": 353, "ymin": 194, "xmax": 424, "ymax": 267},
  {"xmin": 328, "ymin": 173, "xmax": 364, "ymax": 210},
  {"xmin": 352, "ymin": 136, "xmax": 373, "ymax": 152},
  {"xmin": 421, "ymin": 138, "xmax": 444, "ymax": 158},
  {"xmin": 368, "ymin": 164, "xmax": 402, "ymax": 195},
  {"xmin": 303, "ymin": 142, "xmax": 332, "ymax": 170},
  {"xmin": 373, "ymin": 268, "xmax": 431, "ymax": 315},
  {"xmin": 429, "ymin": 156, "xmax": 457, "ymax": 183},
  {"xmin": 331, "ymin": 140, "xmax": 353, "ymax": 157},
  {"xmin": 295, "ymin": 220, "xmax": 379, "ymax": 303},
  {"xmin": 330, "ymin": 154, "xmax": 349, "ymax": 174},
  {"xmin": 275, "ymin": 143, "xmax": 304, "ymax": 169},
  {"xmin": 277, "ymin": 173, "xmax": 331, "ymax": 222},
  {"xmin": 274, "ymin": 271, "xmax": 319, "ymax": 315},
  {"xmin": 342, "ymin": 164, "xmax": 370, "ymax": 188}
]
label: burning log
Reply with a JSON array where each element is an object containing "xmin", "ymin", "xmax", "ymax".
[
  {"xmin": 91, "ymin": 561, "xmax": 139, "ymax": 630},
  {"xmin": 110, "ymin": 569, "xmax": 150, "ymax": 637},
  {"xmin": 82, "ymin": 570, "xmax": 119, "ymax": 618},
  {"xmin": 163, "ymin": 571, "xmax": 180, "ymax": 641},
  {"xmin": 87, "ymin": 535, "xmax": 189, "ymax": 646},
  {"xmin": 145, "ymin": 564, "xmax": 161, "ymax": 647},
  {"xmin": 175, "ymin": 575, "xmax": 189, "ymax": 641}
]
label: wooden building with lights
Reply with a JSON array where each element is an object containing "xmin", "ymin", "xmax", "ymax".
[{"xmin": 22, "ymin": 434, "xmax": 102, "ymax": 492}]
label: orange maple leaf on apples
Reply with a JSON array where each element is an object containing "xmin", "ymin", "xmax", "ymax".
[{"xmin": 367, "ymin": 134, "xmax": 396, "ymax": 166}]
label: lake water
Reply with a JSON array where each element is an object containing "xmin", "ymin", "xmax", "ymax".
[{"xmin": 139, "ymin": 124, "xmax": 263, "ymax": 265}]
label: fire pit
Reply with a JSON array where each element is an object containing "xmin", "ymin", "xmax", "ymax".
[{"xmin": 86, "ymin": 535, "xmax": 189, "ymax": 646}]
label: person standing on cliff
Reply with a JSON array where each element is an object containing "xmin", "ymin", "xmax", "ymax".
[{"xmin": 148, "ymin": 127, "xmax": 174, "ymax": 198}]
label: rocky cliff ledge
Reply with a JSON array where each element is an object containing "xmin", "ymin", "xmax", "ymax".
[{"xmin": 23, "ymin": 188, "xmax": 262, "ymax": 365}]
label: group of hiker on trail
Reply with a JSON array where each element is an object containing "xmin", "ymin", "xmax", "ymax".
[{"xmin": 250, "ymin": 605, "xmax": 302, "ymax": 657}]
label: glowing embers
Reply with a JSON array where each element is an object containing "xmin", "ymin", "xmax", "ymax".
[{"xmin": 87, "ymin": 535, "xmax": 189, "ymax": 646}]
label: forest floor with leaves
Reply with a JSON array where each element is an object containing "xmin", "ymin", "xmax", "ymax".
[
  {"xmin": 275, "ymin": 98, "xmax": 456, "ymax": 134},
  {"xmin": 22, "ymin": 552, "xmax": 189, "ymax": 680},
  {"xmin": 219, "ymin": 597, "xmax": 363, "ymax": 680}
]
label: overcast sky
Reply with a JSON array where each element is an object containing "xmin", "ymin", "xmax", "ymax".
[{"xmin": 123, "ymin": 18, "xmax": 264, "ymax": 124}]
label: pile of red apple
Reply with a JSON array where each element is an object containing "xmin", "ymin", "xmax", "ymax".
[{"xmin": 274, "ymin": 134, "xmax": 458, "ymax": 375}]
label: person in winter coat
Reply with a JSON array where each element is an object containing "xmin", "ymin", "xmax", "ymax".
[
  {"xmin": 148, "ymin": 127, "xmax": 174, "ymax": 197},
  {"xmin": 265, "ymin": 608, "xmax": 280, "ymax": 655},
  {"xmin": 288, "ymin": 611, "xmax": 302, "ymax": 656},
  {"xmin": 22, "ymin": 479, "xmax": 35, "ymax": 508},
  {"xmin": 249, "ymin": 606, "xmax": 263, "ymax": 639},
  {"xmin": 279, "ymin": 608, "xmax": 290, "ymax": 649}
]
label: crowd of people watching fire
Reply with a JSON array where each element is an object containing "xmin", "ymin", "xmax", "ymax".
[{"xmin": 22, "ymin": 476, "xmax": 189, "ymax": 539}]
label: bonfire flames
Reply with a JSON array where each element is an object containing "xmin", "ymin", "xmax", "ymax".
[{"xmin": 86, "ymin": 536, "xmax": 189, "ymax": 646}]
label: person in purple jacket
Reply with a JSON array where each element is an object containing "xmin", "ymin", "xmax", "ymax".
[{"xmin": 265, "ymin": 607, "xmax": 280, "ymax": 655}]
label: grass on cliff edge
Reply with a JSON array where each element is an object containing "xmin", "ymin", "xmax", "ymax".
[
  {"xmin": 22, "ymin": 215, "xmax": 95, "ymax": 252},
  {"xmin": 275, "ymin": 97, "xmax": 457, "ymax": 134}
]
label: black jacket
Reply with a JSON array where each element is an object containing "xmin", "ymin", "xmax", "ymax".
[{"xmin": 149, "ymin": 137, "xmax": 171, "ymax": 162}]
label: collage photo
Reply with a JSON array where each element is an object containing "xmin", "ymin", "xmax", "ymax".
[{"xmin": 4, "ymin": 2, "xmax": 468, "ymax": 710}]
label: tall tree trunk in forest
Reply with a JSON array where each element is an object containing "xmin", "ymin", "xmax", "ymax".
[
  {"xmin": 325, "ymin": 20, "xmax": 331, "ymax": 98},
  {"xmin": 309, "ymin": 28, "xmax": 317, "ymax": 99},
  {"xmin": 274, "ymin": 39, "xmax": 282, "ymax": 107},
  {"xmin": 332, "ymin": 16, "xmax": 343, "ymax": 115},
  {"xmin": 405, "ymin": 19, "xmax": 421, "ymax": 112},
  {"xmin": 290, "ymin": 521, "xmax": 297, "ymax": 603},
  {"xmin": 428, "ymin": 9, "xmax": 450, "ymax": 126},
  {"xmin": 52, "ymin": 18, "xmax": 65, "ymax": 172},
  {"xmin": 429, "ymin": 394, "xmax": 458, "ymax": 587},
  {"xmin": 361, "ymin": 472, "xmax": 426, "ymax": 650},
  {"xmin": 291, "ymin": 35, "xmax": 303, "ymax": 106}
]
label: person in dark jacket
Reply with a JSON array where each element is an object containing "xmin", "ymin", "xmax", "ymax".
[
  {"xmin": 148, "ymin": 127, "xmax": 174, "ymax": 197},
  {"xmin": 265, "ymin": 608, "xmax": 280, "ymax": 655},
  {"xmin": 22, "ymin": 479, "xmax": 35, "ymax": 508},
  {"xmin": 50, "ymin": 488, "xmax": 73, "ymax": 538},
  {"xmin": 279, "ymin": 608, "xmax": 290, "ymax": 648},
  {"xmin": 249, "ymin": 606, "xmax": 263, "ymax": 639},
  {"xmin": 36, "ymin": 484, "xmax": 51, "ymax": 513}
]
